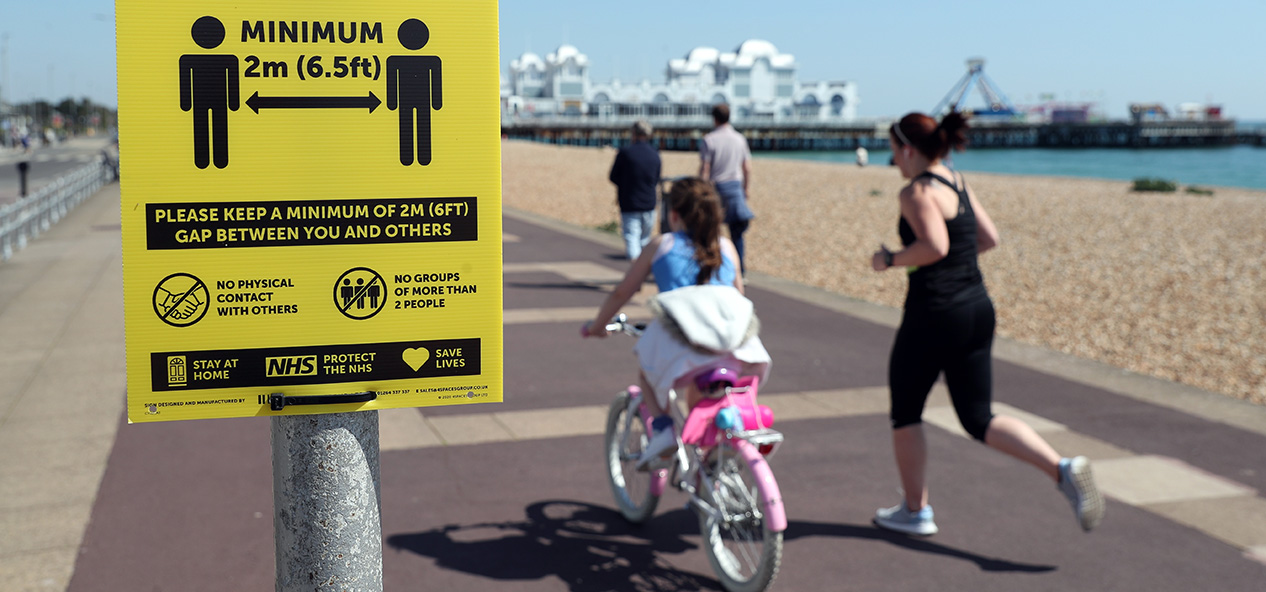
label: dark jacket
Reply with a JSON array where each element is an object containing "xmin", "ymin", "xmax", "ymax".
[{"xmin": 608, "ymin": 140, "xmax": 662, "ymax": 212}]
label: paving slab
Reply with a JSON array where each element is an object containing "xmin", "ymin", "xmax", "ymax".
[
  {"xmin": 495, "ymin": 405, "xmax": 607, "ymax": 440},
  {"xmin": 0, "ymin": 460, "xmax": 104, "ymax": 511},
  {"xmin": 0, "ymin": 503, "xmax": 93, "ymax": 556},
  {"xmin": 379, "ymin": 408, "xmax": 443, "ymax": 451},
  {"xmin": 1144, "ymin": 495, "xmax": 1266, "ymax": 551},
  {"xmin": 0, "ymin": 548, "xmax": 77, "ymax": 592},
  {"xmin": 1096, "ymin": 455, "xmax": 1258, "ymax": 505},
  {"xmin": 426, "ymin": 413, "xmax": 515, "ymax": 446}
]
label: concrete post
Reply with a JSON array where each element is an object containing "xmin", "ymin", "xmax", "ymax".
[{"xmin": 271, "ymin": 411, "xmax": 382, "ymax": 592}]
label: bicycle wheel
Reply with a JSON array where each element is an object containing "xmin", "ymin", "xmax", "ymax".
[
  {"xmin": 604, "ymin": 390, "xmax": 661, "ymax": 523},
  {"xmin": 699, "ymin": 439, "xmax": 783, "ymax": 592}
]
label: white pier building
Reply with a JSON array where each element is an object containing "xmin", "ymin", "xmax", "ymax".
[{"xmin": 502, "ymin": 40, "xmax": 859, "ymax": 123}]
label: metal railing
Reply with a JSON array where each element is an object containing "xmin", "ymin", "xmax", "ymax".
[{"xmin": 1, "ymin": 160, "xmax": 115, "ymax": 261}]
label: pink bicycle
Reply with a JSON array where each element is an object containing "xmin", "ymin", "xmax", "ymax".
[{"xmin": 588, "ymin": 314, "xmax": 786, "ymax": 592}]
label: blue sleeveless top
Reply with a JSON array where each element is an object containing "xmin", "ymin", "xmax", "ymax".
[{"xmin": 651, "ymin": 231, "xmax": 737, "ymax": 292}]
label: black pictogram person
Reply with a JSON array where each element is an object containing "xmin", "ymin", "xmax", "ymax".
[
  {"xmin": 180, "ymin": 16, "xmax": 239, "ymax": 169},
  {"xmin": 387, "ymin": 19, "xmax": 443, "ymax": 166},
  {"xmin": 341, "ymin": 279, "xmax": 356, "ymax": 309}
]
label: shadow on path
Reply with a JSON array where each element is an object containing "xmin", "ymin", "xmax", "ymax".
[
  {"xmin": 388, "ymin": 499, "xmax": 722, "ymax": 591},
  {"xmin": 786, "ymin": 520, "xmax": 1057, "ymax": 573}
]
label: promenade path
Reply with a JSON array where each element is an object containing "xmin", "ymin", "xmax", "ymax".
[{"xmin": 2, "ymin": 183, "xmax": 1265, "ymax": 591}]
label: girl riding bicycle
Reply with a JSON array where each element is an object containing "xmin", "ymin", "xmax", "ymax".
[{"xmin": 586, "ymin": 177, "xmax": 771, "ymax": 467}]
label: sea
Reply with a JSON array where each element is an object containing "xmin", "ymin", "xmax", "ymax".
[{"xmin": 761, "ymin": 121, "xmax": 1266, "ymax": 191}]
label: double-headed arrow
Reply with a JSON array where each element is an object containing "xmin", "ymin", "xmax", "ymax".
[{"xmin": 246, "ymin": 91, "xmax": 382, "ymax": 114}]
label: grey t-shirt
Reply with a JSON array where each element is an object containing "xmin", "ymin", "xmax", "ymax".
[{"xmin": 699, "ymin": 124, "xmax": 750, "ymax": 184}]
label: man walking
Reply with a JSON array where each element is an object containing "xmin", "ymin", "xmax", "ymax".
[
  {"xmin": 699, "ymin": 104, "xmax": 754, "ymax": 273},
  {"xmin": 608, "ymin": 120, "xmax": 662, "ymax": 260}
]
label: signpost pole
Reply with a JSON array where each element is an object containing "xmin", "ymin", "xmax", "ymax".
[{"xmin": 271, "ymin": 410, "xmax": 383, "ymax": 591}]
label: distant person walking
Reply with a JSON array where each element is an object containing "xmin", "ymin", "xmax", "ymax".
[
  {"xmin": 699, "ymin": 104, "xmax": 755, "ymax": 274},
  {"xmin": 868, "ymin": 111, "xmax": 1104, "ymax": 536},
  {"xmin": 608, "ymin": 120, "xmax": 662, "ymax": 260}
]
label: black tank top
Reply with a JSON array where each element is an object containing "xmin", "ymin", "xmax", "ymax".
[{"xmin": 898, "ymin": 171, "xmax": 989, "ymax": 312}]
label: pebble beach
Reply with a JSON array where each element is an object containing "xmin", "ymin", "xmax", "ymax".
[{"xmin": 502, "ymin": 140, "xmax": 1266, "ymax": 406}]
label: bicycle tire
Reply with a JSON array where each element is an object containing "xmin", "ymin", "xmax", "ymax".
[
  {"xmin": 604, "ymin": 390, "xmax": 661, "ymax": 523},
  {"xmin": 698, "ymin": 439, "xmax": 783, "ymax": 592}
]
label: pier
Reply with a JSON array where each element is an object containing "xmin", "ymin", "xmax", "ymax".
[
  {"xmin": 1237, "ymin": 130, "xmax": 1266, "ymax": 146},
  {"xmin": 503, "ymin": 117, "xmax": 886, "ymax": 151},
  {"xmin": 502, "ymin": 117, "xmax": 1246, "ymax": 151},
  {"xmin": 969, "ymin": 118, "xmax": 1240, "ymax": 148},
  {"xmin": 502, "ymin": 56, "xmax": 1254, "ymax": 152}
]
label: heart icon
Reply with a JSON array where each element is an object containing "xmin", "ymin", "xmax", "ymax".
[{"xmin": 402, "ymin": 347, "xmax": 430, "ymax": 371}]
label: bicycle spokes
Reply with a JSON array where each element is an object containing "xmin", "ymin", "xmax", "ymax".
[
  {"xmin": 604, "ymin": 391, "xmax": 662, "ymax": 523},
  {"xmin": 698, "ymin": 441, "xmax": 783, "ymax": 592}
]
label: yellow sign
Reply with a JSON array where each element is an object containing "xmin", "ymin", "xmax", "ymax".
[{"xmin": 117, "ymin": 1, "xmax": 502, "ymax": 422}]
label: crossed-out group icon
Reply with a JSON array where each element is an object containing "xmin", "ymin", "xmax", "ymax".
[{"xmin": 180, "ymin": 16, "xmax": 443, "ymax": 169}]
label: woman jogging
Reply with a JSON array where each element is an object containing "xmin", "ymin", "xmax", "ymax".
[
  {"xmin": 586, "ymin": 177, "xmax": 770, "ymax": 467},
  {"xmin": 870, "ymin": 111, "xmax": 1104, "ymax": 536}
]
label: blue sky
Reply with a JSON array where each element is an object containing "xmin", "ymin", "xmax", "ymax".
[{"xmin": 6, "ymin": 1, "xmax": 1264, "ymax": 120}]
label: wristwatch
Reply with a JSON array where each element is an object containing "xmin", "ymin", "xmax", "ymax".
[{"xmin": 883, "ymin": 250, "xmax": 894, "ymax": 268}]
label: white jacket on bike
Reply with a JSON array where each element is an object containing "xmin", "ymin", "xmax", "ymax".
[{"xmin": 634, "ymin": 284, "xmax": 771, "ymax": 408}]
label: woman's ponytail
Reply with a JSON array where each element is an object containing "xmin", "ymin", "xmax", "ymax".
[
  {"xmin": 668, "ymin": 178, "xmax": 723, "ymax": 285},
  {"xmin": 937, "ymin": 110, "xmax": 970, "ymax": 155},
  {"xmin": 893, "ymin": 110, "xmax": 971, "ymax": 160}
]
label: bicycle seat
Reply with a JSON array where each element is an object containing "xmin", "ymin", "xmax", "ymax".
[{"xmin": 693, "ymin": 364, "xmax": 741, "ymax": 395}]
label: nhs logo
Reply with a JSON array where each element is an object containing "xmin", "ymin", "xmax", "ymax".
[{"xmin": 265, "ymin": 355, "xmax": 317, "ymax": 377}]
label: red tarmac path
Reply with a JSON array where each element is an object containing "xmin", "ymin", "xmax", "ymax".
[{"xmin": 4, "ymin": 185, "xmax": 1264, "ymax": 591}]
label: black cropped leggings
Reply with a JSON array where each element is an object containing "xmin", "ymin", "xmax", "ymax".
[{"xmin": 888, "ymin": 298, "xmax": 996, "ymax": 441}]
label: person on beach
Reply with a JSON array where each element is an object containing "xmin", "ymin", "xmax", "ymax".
[
  {"xmin": 608, "ymin": 120, "xmax": 663, "ymax": 260},
  {"xmin": 586, "ymin": 177, "xmax": 770, "ymax": 467},
  {"xmin": 869, "ymin": 111, "xmax": 1104, "ymax": 536},
  {"xmin": 699, "ymin": 104, "xmax": 755, "ymax": 275}
]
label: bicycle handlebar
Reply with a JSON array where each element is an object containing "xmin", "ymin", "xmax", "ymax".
[{"xmin": 580, "ymin": 313, "xmax": 645, "ymax": 338}]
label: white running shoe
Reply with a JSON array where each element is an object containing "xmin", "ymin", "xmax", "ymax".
[
  {"xmin": 873, "ymin": 501, "xmax": 938, "ymax": 536},
  {"xmin": 1058, "ymin": 456, "xmax": 1105, "ymax": 532},
  {"xmin": 636, "ymin": 427, "xmax": 678, "ymax": 470}
]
